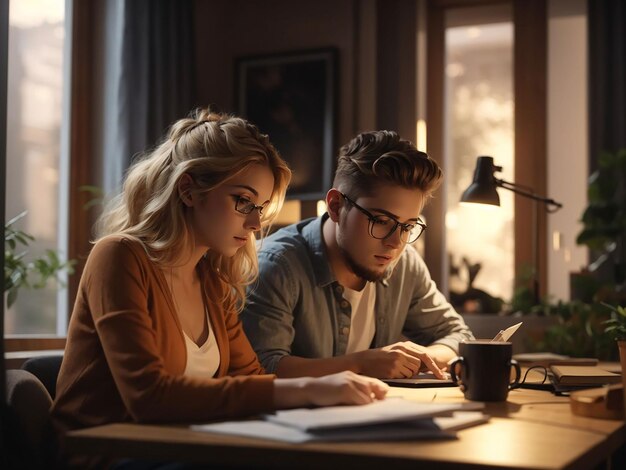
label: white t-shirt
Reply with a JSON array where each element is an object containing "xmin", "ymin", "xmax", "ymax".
[
  {"xmin": 344, "ymin": 282, "xmax": 377, "ymax": 354},
  {"xmin": 183, "ymin": 311, "xmax": 220, "ymax": 378}
]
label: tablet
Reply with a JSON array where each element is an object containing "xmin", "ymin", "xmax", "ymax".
[{"xmin": 383, "ymin": 372, "xmax": 457, "ymax": 388}]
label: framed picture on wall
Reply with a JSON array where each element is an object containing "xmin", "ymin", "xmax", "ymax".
[{"xmin": 236, "ymin": 48, "xmax": 337, "ymax": 200}]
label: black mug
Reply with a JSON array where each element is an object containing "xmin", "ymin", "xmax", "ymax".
[{"xmin": 449, "ymin": 341, "xmax": 521, "ymax": 402}]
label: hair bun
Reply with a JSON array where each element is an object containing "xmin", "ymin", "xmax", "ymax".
[
  {"xmin": 206, "ymin": 112, "xmax": 222, "ymax": 123},
  {"xmin": 169, "ymin": 108, "xmax": 222, "ymax": 142}
]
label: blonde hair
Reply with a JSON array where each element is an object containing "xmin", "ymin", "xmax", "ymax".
[
  {"xmin": 333, "ymin": 130, "xmax": 443, "ymax": 199},
  {"xmin": 96, "ymin": 108, "xmax": 291, "ymax": 312}
]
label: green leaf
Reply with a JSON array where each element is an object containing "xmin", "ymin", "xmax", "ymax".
[
  {"xmin": 4, "ymin": 209, "xmax": 76, "ymax": 307},
  {"xmin": 7, "ymin": 287, "xmax": 18, "ymax": 308}
]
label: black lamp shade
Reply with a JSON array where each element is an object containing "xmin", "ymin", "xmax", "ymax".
[{"xmin": 460, "ymin": 156, "xmax": 500, "ymax": 206}]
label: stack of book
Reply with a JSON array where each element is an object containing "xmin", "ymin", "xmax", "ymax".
[
  {"xmin": 550, "ymin": 365, "xmax": 622, "ymax": 388},
  {"xmin": 192, "ymin": 398, "xmax": 489, "ymax": 443}
]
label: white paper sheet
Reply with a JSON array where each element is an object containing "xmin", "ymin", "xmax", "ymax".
[
  {"xmin": 491, "ymin": 321, "xmax": 523, "ymax": 342},
  {"xmin": 191, "ymin": 411, "xmax": 489, "ymax": 443},
  {"xmin": 264, "ymin": 398, "xmax": 482, "ymax": 431}
]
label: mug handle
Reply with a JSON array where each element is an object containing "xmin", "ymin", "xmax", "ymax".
[
  {"xmin": 448, "ymin": 356, "xmax": 465, "ymax": 387},
  {"xmin": 508, "ymin": 358, "xmax": 521, "ymax": 389}
]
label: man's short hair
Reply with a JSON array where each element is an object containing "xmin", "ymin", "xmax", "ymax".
[{"xmin": 332, "ymin": 130, "xmax": 443, "ymax": 199}]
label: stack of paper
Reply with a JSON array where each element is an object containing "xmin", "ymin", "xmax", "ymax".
[{"xmin": 192, "ymin": 398, "xmax": 489, "ymax": 443}]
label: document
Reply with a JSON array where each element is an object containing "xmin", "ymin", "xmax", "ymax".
[
  {"xmin": 265, "ymin": 397, "xmax": 482, "ymax": 431},
  {"xmin": 191, "ymin": 403, "xmax": 489, "ymax": 443},
  {"xmin": 491, "ymin": 321, "xmax": 523, "ymax": 342},
  {"xmin": 191, "ymin": 399, "xmax": 486, "ymax": 443}
]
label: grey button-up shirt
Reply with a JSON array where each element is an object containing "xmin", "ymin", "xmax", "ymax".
[{"xmin": 242, "ymin": 215, "xmax": 474, "ymax": 374}]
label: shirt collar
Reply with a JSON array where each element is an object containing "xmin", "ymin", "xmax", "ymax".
[{"xmin": 301, "ymin": 214, "xmax": 336, "ymax": 287}]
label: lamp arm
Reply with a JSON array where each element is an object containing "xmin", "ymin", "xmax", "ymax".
[{"xmin": 496, "ymin": 178, "xmax": 563, "ymax": 212}]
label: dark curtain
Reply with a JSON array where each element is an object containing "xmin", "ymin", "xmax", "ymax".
[
  {"xmin": 588, "ymin": 0, "xmax": 626, "ymax": 170},
  {"xmin": 587, "ymin": 0, "xmax": 626, "ymax": 290},
  {"xmin": 116, "ymin": 0, "xmax": 194, "ymax": 177}
]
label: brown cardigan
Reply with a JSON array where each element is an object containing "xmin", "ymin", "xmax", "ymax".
[{"xmin": 51, "ymin": 236, "xmax": 275, "ymax": 461}]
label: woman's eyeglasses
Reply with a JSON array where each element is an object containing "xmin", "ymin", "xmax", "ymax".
[{"xmin": 234, "ymin": 195, "xmax": 268, "ymax": 215}]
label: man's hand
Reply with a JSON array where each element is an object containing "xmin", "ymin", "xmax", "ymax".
[{"xmin": 353, "ymin": 341, "xmax": 445, "ymax": 379}]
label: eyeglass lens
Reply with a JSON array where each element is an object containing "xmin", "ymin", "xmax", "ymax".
[
  {"xmin": 235, "ymin": 197, "xmax": 267, "ymax": 215},
  {"xmin": 370, "ymin": 217, "xmax": 424, "ymax": 243}
]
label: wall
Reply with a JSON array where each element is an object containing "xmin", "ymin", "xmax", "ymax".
[
  {"xmin": 547, "ymin": 0, "xmax": 588, "ymax": 300},
  {"xmin": 193, "ymin": 0, "xmax": 418, "ymax": 158},
  {"xmin": 193, "ymin": 0, "xmax": 359, "ymax": 148}
]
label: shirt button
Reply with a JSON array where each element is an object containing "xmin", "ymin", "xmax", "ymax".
[
  {"xmin": 335, "ymin": 285, "xmax": 344, "ymax": 295},
  {"xmin": 341, "ymin": 327, "xmax": 350, "ymax": 336},
  {"xmin": 378, "ymin": 317, "xmax": 386, "ymax": 324},
  {"xmin": 340, "ymin": 300, "xmax": 350, "ymax": 309}
]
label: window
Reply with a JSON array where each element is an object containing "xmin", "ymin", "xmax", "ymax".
[
  {"xmin": 444, "ymin": 8, "xmax": 514, "ymax": 312},
  {"xmin": 425, "ymin": 0, "xmax": 547, "ymax": 312},
  {"xmin": 5, "ymin": 0, "xmax": 69, "ymax": 335}
]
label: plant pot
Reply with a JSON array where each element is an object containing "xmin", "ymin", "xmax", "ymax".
[{"xmin": 619, "ymin": 340, "xmax": 626, "ymax": 419}]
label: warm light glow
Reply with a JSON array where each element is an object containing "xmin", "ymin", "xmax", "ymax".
[
  {"xmin": 552, "ymin": 230, "xmax": 562, "ymax": 251},
  {"xmin": 459, "ymin": 202, "xmax": 500, "ymax": 211},
  {"xmin": 317, "ymin": 200, "xmax": 327, "ymax": 217},
  {"xmin": 446, "ymin": 63, "xmax": 465, "ymax": 78},
  {"xmin": 467, "ymin": 27, "xmax": 482, "ymax": 39},
  {"xmin": 564, "ymin": 248, "xmax": 571, "ymax": 263},
  {"xmin": 467, "ymin": 422, "xmax": 524, "ymax": 463},
  {"xmin": 274, "ymin": 200, "xmax": 300, "ymax": 225},
  {"xmin": 10, "ymin": 0, "xmax": 64, "ymax": 27},
  {"xmin": 446, "ymin": 212, "xmax": 459, "ymax": 229},
  {"xmin": 445, "ymin": 19, "xmax": 514, "ymax": 304},
  {"xmin": 416, "ymin": 119, "xmax": 427, "ymax": 152}
]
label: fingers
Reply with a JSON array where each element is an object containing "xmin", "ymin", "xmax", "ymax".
[
  {"xmin": 391, "ymin": 342, "xmax": 445, "ymax": 379},
  {"xmin": 383, "ymin": 349, "xmax": 421, "ymax": 378},
  {"xmin": 343, "ymin": 372, "xmax": 389, "ymax": 404},
  {"xmin": 420, "ymin": 355, "xmax": 445, "ymax": 379},
  {"xmin": 369, "ymin": 379, "xmax": 389, "ymax": 399},
  {"xmin": 304, "ymin": 372, "xmax": 389, "ymax": 407}
]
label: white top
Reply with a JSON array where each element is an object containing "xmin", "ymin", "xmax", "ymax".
[
  {"xmin": 183, "ymin": 311, "xmax": 220, "ymax": 378},
  {"xmin": 344, "ymin": 282, "xmax": 377, "ymax": 354}
]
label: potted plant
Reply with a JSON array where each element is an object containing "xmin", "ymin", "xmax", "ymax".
[
  {"xmin": 575, "ymin": 148, "xmax": 626, "ymax": 301},
  {"xmin": 4, "ymin": 212, "xmax": 75, "ymax": 308},
  {"xmin": 603, "ymin": 303, "xmax": 626, "ymax": 368},
  {"xmin": 602, "ymin": 303, "xmax": 626, "ymax": 413}
]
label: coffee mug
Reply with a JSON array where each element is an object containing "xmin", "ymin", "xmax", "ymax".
[{"xmin": 449, "ymin": 340, "xmax": 521, "ymax": 402}]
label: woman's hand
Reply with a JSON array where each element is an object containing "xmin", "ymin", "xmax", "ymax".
[{"xmin": 273, "ymin": 371, "xmax": 389, "ymax": 409}]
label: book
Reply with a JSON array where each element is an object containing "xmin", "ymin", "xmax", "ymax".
[
  {"xmin": 550, "ymin": 365, "xmax": 622, "ymax": 386},
  {"xmin": 513, "ymin": 352, "xmax": 599, "ymax": 368}
]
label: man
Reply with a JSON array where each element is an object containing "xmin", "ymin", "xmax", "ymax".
[{"xmin": 242, "ymin": 130, "xmax": 473, "ymax": 379}]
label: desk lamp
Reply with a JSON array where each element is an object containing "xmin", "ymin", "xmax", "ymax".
[{"xmin": 460, "ymin": 156, "xmax": 563, "ymax": 305}]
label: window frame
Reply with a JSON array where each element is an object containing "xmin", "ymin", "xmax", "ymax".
[
  {"xmin": 3, "ymin": 0, "xmax": 97, "ymax": 352},
  {"xmin": 424, "ymin": 0, "xmax": 548, "ymax": 298}
]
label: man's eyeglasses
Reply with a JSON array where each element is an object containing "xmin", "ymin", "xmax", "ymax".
[
  {"xmin": 234, "ymin": 195, "xmax": 268, "ymax": 215},
  {"xmin": 340, "ymin": 193, "xmax": 426, "ymax": 244}
]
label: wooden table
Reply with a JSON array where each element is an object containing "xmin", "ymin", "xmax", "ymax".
[{"xmin": 65, "ymin": 386, "xmax": 625, "ymax": 469}]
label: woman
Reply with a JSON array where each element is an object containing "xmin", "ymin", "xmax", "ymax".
[{"xmin": 51, "ymin": 109, "xmax": 387, "ymax": 467}]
